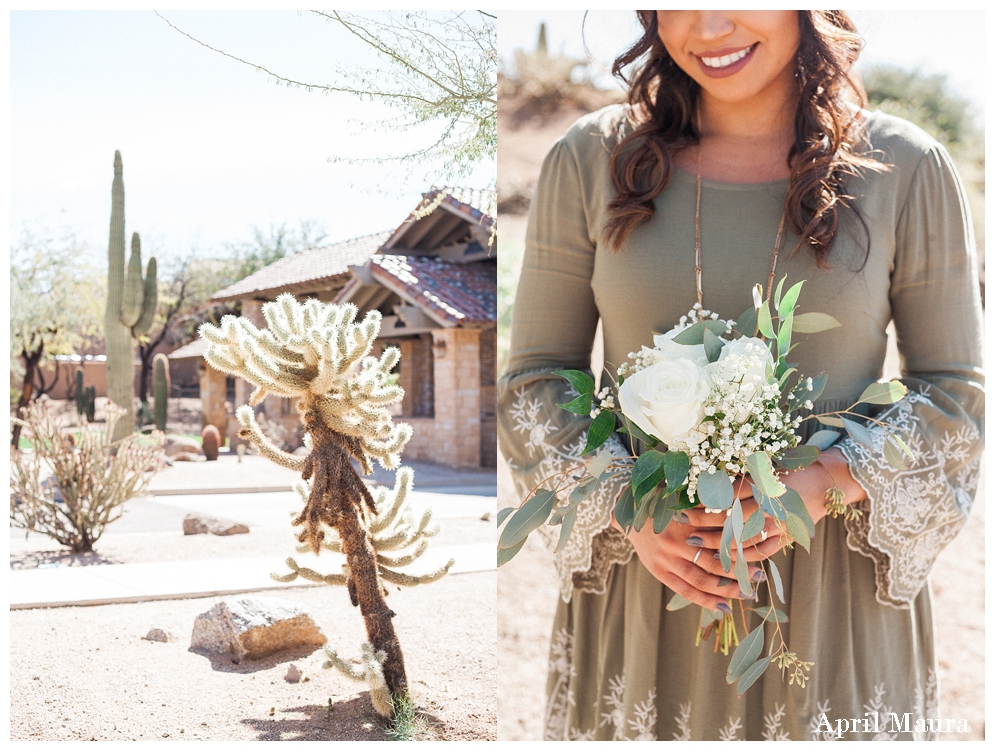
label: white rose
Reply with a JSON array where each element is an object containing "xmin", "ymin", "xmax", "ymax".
[
  {"xmin": 708, "ymin": 337, "xmax": 775, "ymax": 422},
  {"xmin": 618, "ymin": 353, "xmax": 712, "ymax": 446},
  {"xmin": 651, "ymin": 330, "xmax": 708, "ymax": 367}
]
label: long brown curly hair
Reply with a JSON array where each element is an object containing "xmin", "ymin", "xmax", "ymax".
[{"xmin": 604, "ymin": 11, "xmax": 882, "ymax": 267}]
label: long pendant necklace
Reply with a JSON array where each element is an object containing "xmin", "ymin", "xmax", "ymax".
[{"xmin": 693, "ymin": 145, "xmax": 787, "ymax": 310}]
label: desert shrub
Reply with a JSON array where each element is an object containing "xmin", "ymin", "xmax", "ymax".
[{"xmin": 10, "ymin": 400, "xmax": 164, "ymax": 553}]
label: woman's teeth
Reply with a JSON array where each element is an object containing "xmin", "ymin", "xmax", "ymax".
[{"xmin": 700, "ymin": 45, "xmax": 754, "ymax": 69}]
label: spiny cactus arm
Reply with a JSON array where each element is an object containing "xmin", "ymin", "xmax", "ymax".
[
  {"xmin": 271, "ymin": 556, "xmax": 348, "ymax": 585},
  {"xmin": 378, "ymin": 558, "xmax": 454, "ymax": 587},
  {"xmin": 322, "ymin": 646, "xmax": 367, "ymax": 681},
  {"xmin": 132, "ymin": 256, "xmax": 158, "ymax": 336},
  {"xmin": 235, "ymin": 406, "xmax": 305, "ymax": 471},
  {"xmin": 120, "ymin": 233, "xmax": 145, "ymax": 328},
  {"xmin": 376, "ymin": 539, "xmax": 429, "ymax": 568},
  {"xmin": 368, "ymin": 468, "xmax": 413, "ymax": 534}
]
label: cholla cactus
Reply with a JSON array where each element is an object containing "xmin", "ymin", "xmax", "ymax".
[
  {"xmin": 198, "ymin": 293, "xmax": 447, "ymax": 715},
  {"xmin": 323, "ymin": 643, "xmax": 392, "ymax": 717}
]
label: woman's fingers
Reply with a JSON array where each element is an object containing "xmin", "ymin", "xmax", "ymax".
[
  {"xmin": 657, "ymin": 563, "xmax": 745, "ymax": 612},
  {"xmin": 683, "ymin": 543, "xmax": 762, "ymax": 582},
  {"xmin": 680, "ymin": 497, "xmax": 762, "ymax": 528}
]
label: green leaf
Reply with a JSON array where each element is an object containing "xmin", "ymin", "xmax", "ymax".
[
  {"xmin": 569, "ymin": 476, "xmax": 600, "ymax": 504},
  {"xmin": 805, "ymin": 372, "xmax": 827, "ymax": 403},
  {"xmin": 497, "ymin": 539, "xmax": 526, "ymax": 567},
  {"xmin": 842, "ymin": 417, "xmax": 876, "ymax": 449},
  {"xmin": 622, "ymin": 419, "xmax": 659, "ymax": 447},
  {"xmin": 791, "ymin": 311, "xmax": 842, "ymax": 333},
  {"xmin": 720, "ymin": 516, "xmax": 733, "ymax": 573},
  {"xmin": 742, "ymin": 509, "xmax": 765, "ymax": 541},
  {"xmin": 734, "ymin": 538, "xmax": 751, "ymax": 595},
  {"xmin": 585, "ymin": 447, "xmax": 614, "ymax": 479},
  {"xmin": 653, "ymin": 495, "xmax": 676, "ymax": 534},
  {"xmin": 773, "ymin": 275, "xmax": 786, "ymax": 310},
  {"xmin": 703, "ymin": 326, "xmax": 723, "ymax": 363},
  {"xmin": 632, "ymin": 450, "xmax": 667, "ymax": 496},
  {"xmin": 666, "ymin": 592, "xmax": 694, "ymax": 611},
  {"xmin": 633, "ymin": 493, "xmax": 656, "ymax": 532},
  {"xmin": 753, "ymin": 485, "xmax": 784, "ymax": 521},
  {"xmin": 497, "ymin": 507, "xmax": 516, "ymax": 527},
  {"xmin": 735, "ymin": 305, "xmax": 758, "ymax": 337},
  {"xmin": 776, "ymin": 310, "xmax": 793, "ymax": 360},
  {"xmin": 671, "ymin": 319, "xmax": 727, "ymax": 345},
  {"xmin": 817, "ymin": 415, "xmax": 845, "ymax": 428},
  {"xmin": 858, "ymin": 380, "xmax": 908, "ymax": 405},
  {"xmin": 499, "ymin": 489, "xmax": 556, "ymax": 549},
  {"xmin": 806, "ymin": 429, "xmax": 841, "ymax": 450},
  {"xmin": 727, "ymin": 624, "xmax": 766, "ymax": 683},
  {"xmin": 664, "ymin": 451, "xmax": 691, "ymax": 493},
  {"xmin": 614, "ymin": 486, "xmax": 636, "ymax": 531},
  {"xmin": 556, "ymin": 393, "xmax": 591, "ymax": 415},
  {"xmin": 768, "ymin": 559, "xmax": 785, "ymax": 603},
  {"xmin": 777, "ymin": 280, "xmax": 805, "ymax": 319},
  {"xmin": 778, "ymin": 367, "xmax": 797, "ymax": 389},
  {"xmin": 779, "ymin": 488, "xmax": 815, "ymax": 537},
  {"xmin": 697, "ymin": 470, "xmax": 735, "ymax": 510},
  {"xmin": 700, "ymin": 607, "xmax": 723, "ymax": 628},
  {"xmin": 737, "ymin": 656, "xmax": 772, "ymax": 696},
  {"xmin": 745, "ymin": 452, "xmax": 786, "ymax": 498},
  {"xmin": 757, "ymin": 300, "xmax": 775, "ymax": 339},
  {"xmin": 552, "ymin": 369, "xmax": 594, "ymax": 397},
  {"xmin": 785, "ymin": 512, "xmax": 811, "ymax": 552},
  {"xmin": 773, "ymin": 445, "xmax": 820, "ymax": 470},
  {"xmin": 884, "ymin": 434, "xmax": 912, "ymax": 470},
  {"xmin": 754, "ymin": 605, "xmax": 788, "ymax": 623},
  {"xmin": 554, "ymin": 506, "xmax": 579, "ymax": 553},
  {"xmin": 730, "ymin": 497, "xmax": 744, "ymax": 544},
  {"xmin": 583, "ymin": 410, "xmax": 616, "ymax": 455}
]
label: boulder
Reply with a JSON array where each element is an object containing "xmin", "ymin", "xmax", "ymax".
[
  {"xmin": 164, "ymin": 436, "xmax": 202, "ymax": 457},
  {"xmin": 173, "ymin": 452, "xmax": 206, "ymax": 462},
  {"xmin": 144, "ymin": 628, "xmax": 172, "ymax": 643},
  {"xmin": 183, "ymin": 513, "xmax": 249, "ymax": 536},
  {"xmin": 190, "ymin": 596, "xmax": 326, "ymax": 663},
  {"xmin": 285, "ymin": 664, "xmax": 303, "ymax": 683}
]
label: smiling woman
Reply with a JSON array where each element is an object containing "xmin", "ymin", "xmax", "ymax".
[{"xmin": 498, "ymin": 8, "xmax": 983, "ymax": 742}]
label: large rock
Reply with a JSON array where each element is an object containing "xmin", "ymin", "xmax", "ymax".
[
  {"xmin": 190, "ymin": 596, "xmax": 326, "ymax": 663},
  {"xmin": 164, "ymin": 436, "xmax": 202, "ymax": 457},
  {"xmin": 183, "ymin": 513, "xmax": 249, "ymax": 536}
]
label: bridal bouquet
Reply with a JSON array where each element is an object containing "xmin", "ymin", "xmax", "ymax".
[{"xmin": 498, "ymin": 278, "xmax": 912, "ymax": 695}]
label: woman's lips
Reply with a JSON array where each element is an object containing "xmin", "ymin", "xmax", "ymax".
[{"xmin": 695, "ymin": 43, "xmax": 757, "ymax": 79}]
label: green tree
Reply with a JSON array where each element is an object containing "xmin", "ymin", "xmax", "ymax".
[
  {"xmin": 10, "ymin": 228, "xmax": 105, "ymax": 446},
  {"xmin": 158, "ymin": 10, "xmax": 496, "ymax": 184}
]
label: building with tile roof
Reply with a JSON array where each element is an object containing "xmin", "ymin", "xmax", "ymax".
[{"xmin": 200, "ymin": 188, "xmax": 496, "ymax": 469}]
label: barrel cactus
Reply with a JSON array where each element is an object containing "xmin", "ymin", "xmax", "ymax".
[
  {"xmin": 201, "ymin": 424, "xmax": 220, "ymax": 461},
  {"xmin": 153, "ymin": 353, "xmax": 170, "ymax": 431},
  {"xmin": 104, "ymin": 151, "xmax": 157, "ymax": 440}
]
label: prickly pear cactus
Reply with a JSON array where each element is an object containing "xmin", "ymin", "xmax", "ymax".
[
  {"xmin": 153, "ymin": 353, "xmax": 169, "ymax": 432},
  {"xmin": 104, "ymin": 151, "xmax": 158, "ymax": 440}
]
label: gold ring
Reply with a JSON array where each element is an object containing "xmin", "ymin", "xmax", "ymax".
[{"xmin": 693, "ymin": 549, "xmax": 702, "ymax": 565}]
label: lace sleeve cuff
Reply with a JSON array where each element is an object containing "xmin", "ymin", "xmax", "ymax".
[{"xmin": 838, "ymin": 389, "xmax": 982, "ymax": 609}]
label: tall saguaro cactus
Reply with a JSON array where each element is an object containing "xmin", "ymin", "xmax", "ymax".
[{"xmin": 105, "ymin": 151, "xmax": 157, "ymax": 439}]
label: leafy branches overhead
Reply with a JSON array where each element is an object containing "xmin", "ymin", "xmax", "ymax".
[{"xmin": 157, "ymin": 10, "xmax": 496, "ymax": 182}]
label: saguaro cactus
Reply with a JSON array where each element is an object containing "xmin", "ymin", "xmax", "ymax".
[
  {"xmin": 105, "ymin": 151, "xmax": 158, "ymax": 439},
  {"xmin": 74, "ymin": 370, "xmax": 96, "ymax": 423},
  {"xmin": 199, "ymin": 293, "xmax": 452, "ymax": 716},
  {"xmin": 153, "ymin": 353, "xmax": 170, "ymax": 431}
]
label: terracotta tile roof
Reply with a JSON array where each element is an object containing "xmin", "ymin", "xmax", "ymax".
[
  {"xmin": 371, "ymin": 254, "xmax": 496, "ymax": 327},
  {"xmin": 211, "ymin": 230, "xmax": 392, "ymax": 301},
  {"xmin": 424, "ymin": 186, "xmax": 495, "ymax": 228}
]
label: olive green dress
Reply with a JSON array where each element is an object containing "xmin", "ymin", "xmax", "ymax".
[{"xmin": 498, "ymin": 105, "xmax": 984, "ymax": 741}]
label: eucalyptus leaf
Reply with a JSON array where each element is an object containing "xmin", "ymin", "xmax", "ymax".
[
  {"xmin": 777, "ymin": 280, "xmax": 804, "ymax": 319},
  {"xmin": 727, "ymin": 624, "xmax": 766, "ymax": 683},
  {"xmin": 737, "ymin": 656, "xmax": 772, "ymax": 696},
  {"xmin": 806, "ymin": 372, "xmax": 828, "ymax": 402},
  {"xmin": 735, "ymin": 305, "xmax": 758, "ymax": 337},
  {"xmin": 583, "ymin": 410, "xmax": 616, "ymax": 455},
  {"xmin": 569, "ymin": 475, "xmax": 600, "ymax": 504},
  {"xmin": 731, "ymin": 497, "xmax": 744, "ymax": 543},
  {"xmin": 780, "ymin": 488, "xmax": 815, "ymax": 536},
  {"xmin": 890, "ymin": 433, "xmax": 915, "ymax": 463},
  {"xmin": 754, "ymin": 605, "xmax": 788, "ymax": 623},
  {"xmin": 791, "ymin": 311, "xmax": 842, "ymax": 333},
  {"xmin": 757, "ymin": 300, "xmax": 775, "ymax": 339},
  {"xmin": 745, "ymin": 452, "xmax": 786, "ymax": 497},
  {"xmin": 773, "ymin": 445, "xmax": 820, "ymax": 470},
  {"xmin": 842, "ymin": 417, "xmax": 876, "ymax": 449},
  {"xmin": 700, "ymin": 607, "xmax": 723, "ymax": 628},
  {"xmin": 742, "ymin": 509, "xmax": 765, "ymax": 542},
  {"xmin": 497, "ymin": 507, "xmax": 516, "ymax": 527},
  {"xmin": 556, "ymin": 393, "xmax": 592, "ymax": 415},
  {"xmin": 734, "ymin": 539, "xmax": 752, "ymax": 596},
  {"xmin": 672, "ymin": 319, "xmax": 728, "ymax": 345},
  {"xmin": 768, "ymin": 559, "xmax": 785, "ymax": 603},
  {"xmin": 499, "ymin": 489, "xmax": 557, "ymax": 549},
  {"xmin": 614, "ymin": 486, "xmax": 636, "ymax": 532},
  {"xmin": 666, "ymin": 592, "xmax": 694, "ymax": 611},
  {"xmin": 753, "ymin": 484, "xmax": 785, "ymax": 521},
  {"xmin": 858, "ymin": 380, "xmax": 907, "ymax": 405},
  {"xmin": 697, "ymin": 470, "xmax": 735, "ymax": 510},
  {"xmin": 806, "ymin": 429, "xmax": 841, "ymax": 450},
  {"xmin": 785, "ymin": 512, "xmax": 811, "ymax": 552},
  {"xmin": 552, "ymin": 369, "xmax": 594, "ymax": 397},
  {"xmin": 884, "ymin": 434, "xmax": 911, "ymax": 470},
  {"xmin": 664, "ymin": 451, "xmax": 691, "ymax": 492},
  {"xmin": 816, "ymin": 414, "xmax": 845, "ymax": 428},
  {"xmin": 497, "ymin": 538, "xmax": 526, "ymax": 567},
  {"xmin": 555, "ymin": 506, "xmax": 579, "ymax": 553},
  {"xmin": 720, "ymin": 516, "xmax": 733, "ymax": 573},
  {"xmin": 585, "ymin": 447, "xmax": 614, "ymax": 480},
  {"xmin": 703, "ymin": 326, "xmax": 723, "ymax": 363}
]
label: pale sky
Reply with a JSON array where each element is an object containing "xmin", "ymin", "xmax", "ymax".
[
  {"xmin": 498, "ymin": 10, "xmax": 986, "ymax": 116},
  {"xmin": 9, "ymin": 10, "xmax": 496, "ymax": 268}
]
